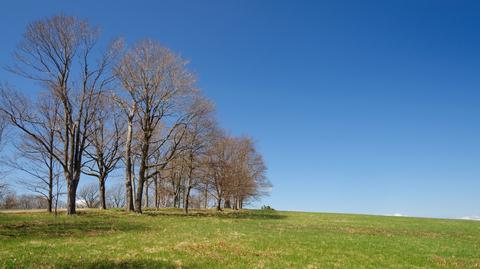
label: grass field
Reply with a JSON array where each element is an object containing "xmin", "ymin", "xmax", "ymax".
[{"xmin": 0, "ymin": 209, "xmax": 479, "ymax": 268}]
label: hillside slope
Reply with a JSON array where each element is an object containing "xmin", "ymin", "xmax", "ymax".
[{"xmin": 0, "ymin": 209, "xmax": 479, "ymax": 268}]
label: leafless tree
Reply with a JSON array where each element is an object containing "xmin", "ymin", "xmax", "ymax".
[
  {"xmin": 227, "ymin": 137, "xmax": 269, "ymax": 209},
  {"xmin": 0, "ymin": 108, "xmax": 8, "ymax": 202},
  {"xmin": 115, "ymin": 40, "xmax": 197, "ymax": 213},
  {"xmin": 0, "ymin": 182, "xmax": 8, "ymax": 202},
  {"xmin": 204, "ymin": 134, "xmax": 270, "ymax": 211},
  {"xmin": 16, "ymin": 194, "xmax": 50, "ymax": 210},
  {"xmin": 152, "ymin": 172, "xmax": 171, "ymax": 208},
  {"xmin": 0, "ymin": 15, "xmax": 271, "ymax": 215},
  {"xmin": 83, "ymin": 93, "xmax": 123, "ymax": 209},
  {"xmin": 0, "ymin": 190, "xmax": 54, "ymax": 210},
  {"xmin": 107, "ymin": 183, "xmax": 125, "ymax": 208},
  {"xmin": 0, "ymin": 110, "xmax": 7, "ymax": 148},
  {"xmin": 2, "ymin": 15, "xmax": 120, "ymax": 214},
  {"xmin": 1, "ymin": 191, "xmax": 18, "ymax": 209},
  {"xmin": 78, "ymin": 182, "xmax": 99, "ymax": 208},
  {"xmin": 114, "ymin": 94, "xmax": 136, "ymax": 211},
  {"xmin": 181, "ymin": 98, "xmax": 214, "ymax": 214},
  {"xmin": 1, "ymin": 92, "xmax": 62, "ymax": 212},
  {"xmin": 205, "ymin": 132, "xmax": 231, "ymax": 211}
]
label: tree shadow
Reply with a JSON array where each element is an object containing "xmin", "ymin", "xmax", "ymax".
[
  {"xmin": 49, "ymin": 259, "xmax": 191, "ymax": 269},
  {"xmin": 0, "ymin": 218, "xmax": 147, "ymax": 239},
  {"xmin": 218, "ymin": 211, "xmax": 287, "ymax": 220},
  {"xmin": 0, "ymin": 209, "xmax": 286, "ymax": 240},
  {"xmin": 143, "ymin": 209, "xmax": 287, "ymax": 220}
]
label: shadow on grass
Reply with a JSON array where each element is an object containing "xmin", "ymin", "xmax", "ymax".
[
  {"xmin": 59, "ymin": 259, "xmax": 189, "ymax": 269},
  {"xmin": 0, "ymin": 209, "xmax": 285, "ymax": 239},
  {"xmin": 143, "ymin": 209, "xmax": 287, "ymax": 220},
  {"xmin": 0, "ymin": 217, "xmax": 147, "ymax": 238}
]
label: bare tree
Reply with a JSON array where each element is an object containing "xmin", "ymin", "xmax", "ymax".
[
  {"xmin": 2, "ymin": 92, "xmax": 62, "ymax": 212},
  {"xmin": 181, "ymin": 98, "xmax": 214, "ymax": 214},
  {"xmin": 115, "ymin": 40, "xmax": 197, "ymax": 213},
  {"xmin": 114, "ymin": 92, "xmax": 136, "ymax": 211},
  {"xmin": 83, "ymin": 93, "xmax": 123, "ymax": 209},
  {"xmin": 205, "ymin": 132, "xmax": 231, "ymax": 211},
  {"xmin": 0, "ymin": 107, "xmax": 8, "ymax": 195},
  {"xmin": 78, "ymin": 182, "xmax": 99, "ymax": 208},
  {"xmin": 0, "ymin": 15, "xmax": 272, "ymax": 215},
  {"xmin": 152, "ymin": 172, "xmax": 171, "ymax": 208},
  {"xmin": 107, "ymin": 183, "xmax": 125, "ymax": 208},
  {"xmin": 2, "ymin": 15, "xmax": 120, "ymax": 214},
  {"xmin": 0, "ymin": 109, "xmax": 7, "ymax": 149},
  {"xmin": 204, "ymin": 134, "xmax": 270, "ymax": 211},
  {"xmin": 0, "ymin": 182, "xmax": 8, "ymax": 202},
  {"xmin": 228, "ymin": 137, "xmax": 269, "ymax": 209},
  {"xmin": 53, "ymin": 172, "xmax": 65, "ymax": 215}
]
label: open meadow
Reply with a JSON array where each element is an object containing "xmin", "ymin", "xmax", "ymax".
[
  {"xmin": 1, "ymin": 2, "xmax": 480, "ymax": 269},
  {"xmin": 1, "ymin": 209, "xmax": 479, "ymax": 268}
]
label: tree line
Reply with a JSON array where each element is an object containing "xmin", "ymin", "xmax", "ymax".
[{"xmin": 0, "ymin": 15, "xmax": 270, "ymax": 215}]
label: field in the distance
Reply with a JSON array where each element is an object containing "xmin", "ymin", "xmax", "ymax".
[{"xmin": 1, "ymin": 209, "xmax": 479, "ymax": 268}]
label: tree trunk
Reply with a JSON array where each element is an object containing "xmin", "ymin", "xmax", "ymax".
[
  {"xmin": 54, "ymin": 174, "xmax": 60, "ymax": 216},
  {"xmin": 216, "ymin": 198, "xmax": 222, "ymax": 211},
  {"xmin": 134, "ymin": 175, "xmax": 145, "ymax": 213},
  {"xmin": 173, "ymin": 187, "xmax": 180, "ymax": 208},
  {"xmin": 179, "ymin": 189, "xmax": 183, "ymax": 208},
  {"xmin": 47, "ymin": 198, "xmax": 52, "ymax": 213},
  {"xmin": 233, "ymin": 198, "xmax": 238, "ymax": 210},
  {"xmin": 134, "ymin": 140, "xmax": 149, "ymax": 213},
  {"xmin": 54, "ymin": 194, "xmax": 58, "ymax": 217},
  {"xmin": 125, "ymin": 114, "xmax": 135, "ymax": 211},
  {"xmin": 47, "ymin": 132, "xmax": 55, "ymax": 213},
  {"xmin": 154, "ymin": 175, "xmax": 159, "ymax": 209},
  {"xmin": 145, "ymin": 180, "xmax": 149, "ymax": 208},
  {"xmin": 224, "ymin": 199, "xmax": 231, "ymax": 209},
  {"xmin": 203, "ymin": 187, "xmax": 208, "ymax": 209},
  {"xmin": 99, "ymin": 176, "xmax": 107, "ymax": 209},
  {"xmin": 66, "ymin": 178, "xmax": 78, "ymax": 215},
  {"xmin": 184, "ymin": 186, "xmax": 192, "ymax": 214},
  {"xmin": 47, "ymin": 162, "xmax": 53, "ymax": 213}
]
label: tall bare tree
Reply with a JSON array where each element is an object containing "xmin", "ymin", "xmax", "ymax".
[
  {"xmin": 0, "ymin": 182, "xmax": 8, "ymax": 203},
  {"xmin": 0, "ymin": 109, "xmax": 7, "ymax": 149},
  {"xmin": 4, "ymin": 93, "xmax": 62, "ymax": 213},
  {"xmin": 115, "ymin": 40, "xmax": 197, "ymax": 213},
  {"xmin": 205, "ymin": 132, "xmax": 231, "ymax": 211},
  {"xmin": 0, "ymin": 88, "xmax": 64, "ymax": 212},
  {"xmin": 204, "ymin": 134, "xmax": 270, "ymax": 211},
  {"xmin": 0, "ymin": 107, "xmax": 8, "ymax": 193},
  {"xmin": 1, "ymin": 15, "xmax": 120, "ymax": 214},
  {"xmin": 228, "ymin": 137, "xmax": 269, "ymax": 209},
  {"xmin": 107, "ymin": 183, "xmax": 125, "ymax": 208},
  {"xmin": 83, "ymin": 93, "xmax": 123, "ymax": 209},
  {"xmin": 114, "ymin": 95, "xmax": 136, "ymax": 211},
  {"xmin": 0, "ymin": 15, "xmax": 271, "ymax": 215},
  {"xmin": 78, "ymin": 182, "xmax": 99, "ymax": 208},
  {"xmin": 181, "ymin": 98, "xmax": 214, "ymax": 214}
]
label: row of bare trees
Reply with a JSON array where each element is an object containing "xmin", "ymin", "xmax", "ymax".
[{"xmin": 0, "ymin": 15, "xmax": 270, "ymax": 215}]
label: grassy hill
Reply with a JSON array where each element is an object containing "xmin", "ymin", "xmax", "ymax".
[{"xmin": 0, "ymin": 209, "xmax": 479, "ymax": 268}]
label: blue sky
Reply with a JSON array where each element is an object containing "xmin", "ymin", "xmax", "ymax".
[{"xmin": 1, "ymin": 0, "xmax": 480, "ymax": 218}]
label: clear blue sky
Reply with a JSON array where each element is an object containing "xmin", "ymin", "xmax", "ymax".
[{"xmin": 1, "ymin": 1, "xmax": 479, "ymax": 219}]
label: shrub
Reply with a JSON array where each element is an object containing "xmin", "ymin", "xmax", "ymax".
[{"xmin": 261, "ymin": 205, "xmax": 275, "ymax": 211}]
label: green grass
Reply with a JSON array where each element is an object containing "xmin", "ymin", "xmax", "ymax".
[{"xmin": 1, "ymin": 209, "xmax": 479, "ymax": 268}]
